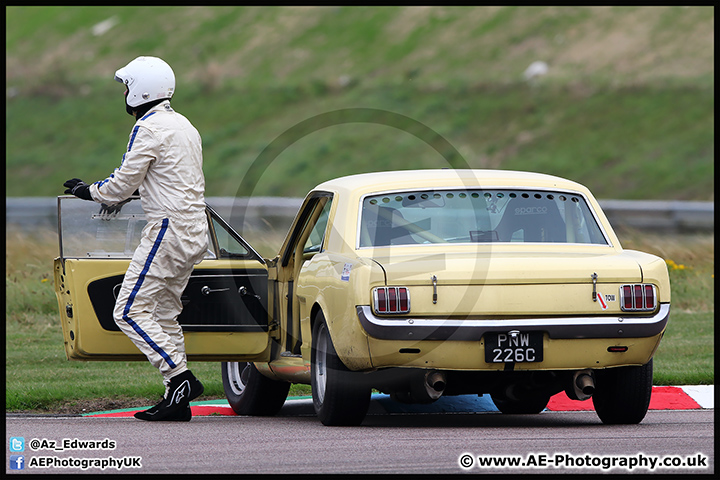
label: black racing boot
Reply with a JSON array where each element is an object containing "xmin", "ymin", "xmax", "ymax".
[
  {"xmin": 134, "ymin": 400, "xmax": 192, "ymax": 422},
  {"xmin": 134, "ymin": 370, "xmax": 204, "ymax": 421}
]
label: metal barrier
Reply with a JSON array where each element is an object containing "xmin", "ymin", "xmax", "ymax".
[
  {"xmin": 5, "ymin": 197, "xmax": 714, "ymax": 234},
  {"xmin": 597, "ymin": 199, "xmax": 714, "ymax": 233}
]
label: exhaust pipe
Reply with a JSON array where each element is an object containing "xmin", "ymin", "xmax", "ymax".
[
  {"xmin": 569, "ymin": 370, "xmax": 595, "ymax": 401},
  {"xmin": 576, "ymin": 373, "xmax": 595, "ymax": 396},
  {"xmin": 388, "ymin": 370, "xmax": 448, "ymax": 404},
  {"xmin": 411, "ymin": 370, "xmax": 446, "ymax": 403},
  {"xmin": 426, "ymin": 371, "xmax": 446, "ymax": 393}
]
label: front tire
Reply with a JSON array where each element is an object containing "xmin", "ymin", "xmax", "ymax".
[
  {"xmin": 311, "ymin": 313, "xmax": 371, "ymax": 426},
  {"xmin": 592, "ymin": 359, "xmax": 653, "ymax": 424},
  {"xmin": 221, "ymin": 362, "xmax": 290, "ymax": 416}
]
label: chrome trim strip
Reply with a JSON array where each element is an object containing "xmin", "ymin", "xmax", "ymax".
[{"xmin": 356, "ymin": 303, "xmax": 670, "ymax": 341}]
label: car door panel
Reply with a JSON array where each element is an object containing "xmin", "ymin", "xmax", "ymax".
[
  {"xmin": 85, "ymin": 267, "xmax": 268, "ymax": 333},
  {"xmin": 54, "ymin": 197, "xmax": 273, "ymax": 362}
]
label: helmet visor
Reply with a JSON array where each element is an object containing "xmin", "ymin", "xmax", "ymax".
[{"xmin": 114, "ymin": 67, "xmax": 132, "ymax": 85}]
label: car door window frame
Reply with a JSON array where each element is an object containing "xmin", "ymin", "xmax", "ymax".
[
  {"xmin": 280, "ymin": 192, "xmax": 334, "ymax": 268},
  {"xmin": 206, "ymin": 203, "xmax": 266, "ymax": 264},
  {"xmin": 276, "ymin": 191, "xmax": 333, "ymax": 354}
]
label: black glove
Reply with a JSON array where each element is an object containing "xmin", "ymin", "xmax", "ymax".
[
  {"xmin": 99, "ymin": 199, "xmax": 131, "ymax": 220},
  {"xmin": 63, "ymin": 178, "xmax": 93, "ymax": 201},
  {"xmin": 98, "ymin": 190, "xmax": 139, "ymax": 220}
]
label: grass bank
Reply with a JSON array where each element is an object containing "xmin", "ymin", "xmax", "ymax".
[
  {"xmin": 5, "ymin": 6, "xmax": 714, "ymax": 201},
  {"xmin": 6, "ymin": 83, "xmax": 714, "ymax": 202}
]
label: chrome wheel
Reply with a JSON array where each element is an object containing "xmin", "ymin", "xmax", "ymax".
[
  {"xmin": 314, "ymin": 324, "xmax": 328, "ymax": 404},
  {"xmin": 221, "ymin": 361, "xmax": 290, "ymax": 416},
  {"xmin": 226, "ymin": 362, "xmax": 251, "ymax": 397}
]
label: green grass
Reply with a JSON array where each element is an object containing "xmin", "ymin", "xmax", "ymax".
[
  {"xmin": 5, "ymin": 6, "xmax": 715, "ymax": 201},
  {"xmin": 653, "ymin": 312, "xmax": 714, "ymax": 385},
  {"xmin": 5, "ymin": 83, "xmax": 714, "ymax": 201},
  {"xmin": 4, "ymin": 228, "xmax": 713, "ymax": 413},
  {"xmin": 619, "ymin": 231, "xmax": 714, "ymax": 385}
]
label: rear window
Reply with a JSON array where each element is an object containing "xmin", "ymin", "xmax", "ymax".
[{"xmin": 358, "ymin": 189, "xmax": 608, "ymax": 247}]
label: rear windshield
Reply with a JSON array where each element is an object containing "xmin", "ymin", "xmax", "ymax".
[{"xmin": 359, "ymin": 189, "xmax": 608, "ymax": 247}]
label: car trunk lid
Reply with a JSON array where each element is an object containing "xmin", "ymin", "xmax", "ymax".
[{"xmin": 368, "ymin": 250, "xmax": 642, "ymax": 316}]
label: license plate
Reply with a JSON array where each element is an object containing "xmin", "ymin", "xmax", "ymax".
[{"xmin": 484, "ymin": 331, "xmax": 543, "ymax": 363}]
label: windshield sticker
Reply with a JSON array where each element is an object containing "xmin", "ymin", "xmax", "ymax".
[{"xmin": 341, "ymin": 263, "xmax": 352, "ymax": 282}]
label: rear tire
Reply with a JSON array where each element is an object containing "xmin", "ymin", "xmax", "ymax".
[
  {"xmin": 221, "ymin": 362, "xmax": 290, "ymax": 416},
  {"xmin": 311, "ymin": 312, "xmax": 371, "ymax": 426},
  {"xmin": 592, "ymin": 359, "xmax": 653, "ymax": 424}
]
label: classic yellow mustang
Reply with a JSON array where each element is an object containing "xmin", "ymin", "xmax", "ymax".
[{"xmin": 55, "ymin": 169, "xmax": 670, "ymax": 425}]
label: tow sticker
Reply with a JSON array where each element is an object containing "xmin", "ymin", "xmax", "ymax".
[
  {"xmin": 596, "ymin": 291, "xmax": 608, "ymax": 310},
  {"xmin": 341, "ymin": 263, "xmax": 352, "ymax": 282}
]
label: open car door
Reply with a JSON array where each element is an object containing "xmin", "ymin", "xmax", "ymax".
[{"xmin": 54, "ymin": 196, "xmax": 273, "ymax": 362}]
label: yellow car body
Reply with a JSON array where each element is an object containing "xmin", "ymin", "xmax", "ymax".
[{"xmin": 55, "ymin": 169, "xmax": 670, "ymax": 425}]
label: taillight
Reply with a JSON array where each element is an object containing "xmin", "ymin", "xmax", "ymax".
[
  {"xmin": 398, "ymin": 287, "xmax": 409, "ymax": 312},
  {"xmin": 622, "ymin": 285, "xmax": 633, "ymax": 310},
  {"xmin": 373, "ymin": 287, "xmax": 410, "ymax": 314},
  {"xmin": 633, "ymin": 285, "xmax": 643, "ymax": 309},
  {"xmin": 376, "ymin": 288, "xmax": 387, "ymax": 313},
  {"xmin": 644, "ymin": 285, "xmax": 654, "ymax": 309},
  {"xmin": 620, "ymin": 284, "xmax": 657, "ymax": 312}
]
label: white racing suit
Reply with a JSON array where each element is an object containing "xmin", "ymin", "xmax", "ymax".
[{"xmin": 89, "ymin": 100, "xmax": 208, "ymax": 387}]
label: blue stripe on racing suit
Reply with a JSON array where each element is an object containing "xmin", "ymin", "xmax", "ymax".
[
  {"xmin": 121, "ymin": 218, "xmax": 176, "ymax": 369},
  {"xmin": 96, "ymin": 119, "xmax": 150, "ymax": 188},
  {"xmin": 122, "ymin": 113, "xmax": 155, "ymax": 163},
  {"xmin": 127, "ymin": 125, "xmax": 141, "ymax": 151}
]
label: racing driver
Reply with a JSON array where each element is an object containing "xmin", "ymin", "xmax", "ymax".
[{"xmin": 63, "ymin": 56, "xmax": 207, "ymax": 421}]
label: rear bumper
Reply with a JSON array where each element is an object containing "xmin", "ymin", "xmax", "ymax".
[{"xmin": 356, "ymin": 303, "xmax": 670, "ymax": 341}]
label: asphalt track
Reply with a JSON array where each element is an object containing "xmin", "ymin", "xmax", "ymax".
[{"xmin": 6, "ymin": 386, "xmax": 713, "ymax": 474}]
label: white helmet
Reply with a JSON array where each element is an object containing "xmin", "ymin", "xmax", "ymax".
[{"xmin": 114, "ymin": 56, "xmax": 175, "ymax": 108}]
